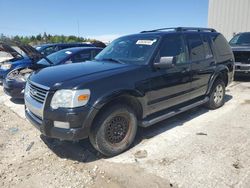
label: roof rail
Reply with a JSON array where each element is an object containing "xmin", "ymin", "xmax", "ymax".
[
  {"xmin": 141, "ymin": 27, "xmax": 216, "ymax": 33},
  {"xmin": 141, "ymin": 28, "xmax": 178, "ymax": 33}
]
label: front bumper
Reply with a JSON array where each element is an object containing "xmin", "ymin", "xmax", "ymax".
[
  {"xmin": 0, "ymin": 69, "xmax": 10, "ymax": 84},
  {"xmin": 25, "ymin": 92, "xmax": 98, "ymax": 141},
  {"xmin": 235, "ymin": 62, "xmax": 250, "ymax": 75},
  {"xmin": 3, "ymin": 79, "xmax": 25, "ymax": 99},
  {"xmin": 26, "ymin": 108, "xmax": 90, "ymax": 140},
  {"xmin": 0, "ymin": 74, "xmax": 4, "ymax": 84}
]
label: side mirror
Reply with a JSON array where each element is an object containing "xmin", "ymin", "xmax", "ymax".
[{"xmin": 154, "ymin": 56, "xmax": 175, "ymax": 69}]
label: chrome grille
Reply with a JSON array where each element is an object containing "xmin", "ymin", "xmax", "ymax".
[
  {"xmin": 26, "ymin": 82, "xmax": 48, "ymax": 104},
  {"xmin": 233, "ymin": 51, "xmax": 250, "ymax": 64}
]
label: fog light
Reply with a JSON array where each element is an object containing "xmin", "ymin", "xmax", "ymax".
[{"xmin": 54, "ymin": 121, "xmax": 70, "ymax": 129}]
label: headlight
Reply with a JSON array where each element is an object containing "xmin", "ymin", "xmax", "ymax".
[
  {"xmin": 1, "ymin": 63, "xmax": 12, "ymax": 70},
  {"xmin": 50, "ymin": 89, "xmax": 90, "ymax": 109}
]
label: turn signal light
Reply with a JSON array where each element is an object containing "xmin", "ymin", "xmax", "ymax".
[{"xmin": 78, "ymin": 94, "xmax": 89, "ymax": 101}]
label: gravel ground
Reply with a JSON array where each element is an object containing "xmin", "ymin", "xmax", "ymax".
[{"xmin": 0, "ymin": 78, "xmax": 250, "ymax": 188}]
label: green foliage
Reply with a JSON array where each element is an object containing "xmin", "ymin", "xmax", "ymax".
[{"xmin": 0, "ymin": 32, "xmax": 93, "ymax": 45}]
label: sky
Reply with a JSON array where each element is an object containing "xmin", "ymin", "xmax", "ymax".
[{"xmin": 0, "ymin": 0, "xmax": 209, "ymax": 42}]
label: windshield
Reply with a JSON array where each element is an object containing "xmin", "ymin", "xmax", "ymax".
[
  {"xmin": 229, "ymin": 33, "xmax": 250, "ymax": 46},
  {"xmin": 37, "ymin": 49, "xmax": 73, "ymax": 66},
  {"xmin": 95, "ymin": 35, "xmax": 159, "ymax": 65}
]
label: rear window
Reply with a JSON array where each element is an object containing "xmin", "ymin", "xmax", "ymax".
[{"xmin": 211, "ymin": 34, "xmax": 232, "ymax": 56}]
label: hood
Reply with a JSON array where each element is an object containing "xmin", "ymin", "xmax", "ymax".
[
  {"xmin": 17, "ymin": 43, "xmax": 43, "ymax": 61},
  {"xmin": 231, "ymin": 45, "xmax": 250, "ymax": 52},
  {"xmin": 0, "ymin": 42, "xmax": 43, "ymax": 63},
  {"xmin": 29, "ymin": 61, "xmax": 135, "ymax": 88},
  {"xmin": 0, "ymin": 43, "xmax": 23, "ymax": 60}
]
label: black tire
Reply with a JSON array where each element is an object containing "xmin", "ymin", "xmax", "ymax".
[
  {"xmin": 206, "ymin": 79, "xmax": 225, "ymax": 109},
  {"xmin": 89, "ymin": 104, "xmax": 137, "ymax": 157}
]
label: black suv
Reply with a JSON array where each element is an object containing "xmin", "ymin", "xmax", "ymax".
[
  {"xmin": 229, "ymin": 32, "xmax": 250, "ymax": 76},
  {"xmin": 25, "ymin": 27, "xmax": 234, "ymax": 156}
]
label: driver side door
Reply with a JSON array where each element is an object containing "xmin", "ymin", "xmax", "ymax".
[{"xmin": 148, "ymin": 34, "xmax": 192, "ymax": 114}]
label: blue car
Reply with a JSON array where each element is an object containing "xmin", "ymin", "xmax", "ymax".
[
  {"xmin": 35, "ymin": 43, "xmax": 95, "ymax": 56},
  {"xmin": 3, "ymin": 47, "xmax": 103, "ymax": 99},
  {"xmin": 0, "ymin": 42, "xmax": 44, "ymax": 84},
  {"xmin": 0, "ymin": 42, "xmax": 95, "ymax": 83}
]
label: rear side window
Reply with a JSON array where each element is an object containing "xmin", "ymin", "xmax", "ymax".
[
  {"xmin": 43, "ymin": 46, "xmax": 57, "ymax": 56},
  {"xmin": 72, "ymin": 51, "xmax": 91, "ymax": 63},
  {"xmin": 211, "ymin": 34, "xmax": 232, "ymax": 56},
  {"xmin": 186, "ymin": 34, "xmax": 205, "ymax": 61},
  {"xmin": 158, "ymin": 34, "xmax": 187, "ymax": 64},
  {"xmin": 202, "ymin": 35, "xmax": 213, "ymax": 59}
]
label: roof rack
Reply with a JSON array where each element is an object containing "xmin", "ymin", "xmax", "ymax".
[{"xmin": 141, "ymin": 27, "xmax": 216, "ymax": 33}]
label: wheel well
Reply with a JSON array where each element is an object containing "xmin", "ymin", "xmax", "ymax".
[
  {"xmin": 217, "ymin": 70, "xmax": 228, "ymax": 86},
  {"xmin": 93, "ymin": 95, "xmax": 143, "ymax": 123}
]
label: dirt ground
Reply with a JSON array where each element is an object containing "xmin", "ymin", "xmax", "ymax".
[{"xmin": 0, "ymin": 78, "xmax": 250, "ymax": 188}]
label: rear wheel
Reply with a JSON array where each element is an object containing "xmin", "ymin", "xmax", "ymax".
[
  {"xmin": 89, "ymin": 104, "xmax": 137, "ymax": 157},
  {"xmin": 206, "ymin": 79, "xmax": 225, "ymax": 109}
]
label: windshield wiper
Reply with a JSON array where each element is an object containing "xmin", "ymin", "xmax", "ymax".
[{"xmin": 98, "ymin": 58, "xmax": 124, "ymax": 64}]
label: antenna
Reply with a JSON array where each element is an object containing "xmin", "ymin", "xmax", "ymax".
[{"xmin": 77, "ymin": 20, "xmax": 80, "ymax": 39}]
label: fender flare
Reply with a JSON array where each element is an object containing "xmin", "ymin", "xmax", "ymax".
[
  {"xmin": 83, "ymin": 90, "xmax": 145, "ymax": 132},
  {"xmin": 206, "ymin": 65, "xmax": 229, "ymax": 95}
]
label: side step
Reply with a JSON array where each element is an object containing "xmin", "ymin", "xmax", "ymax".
[{"xmin": 141, "ymin": 97, "xmax": 209, "ymax": 127}]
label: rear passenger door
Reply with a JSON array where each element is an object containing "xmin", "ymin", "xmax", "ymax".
[{"xmin": 186, "ymin": 33, "xmax": 216, "ymax": 99}]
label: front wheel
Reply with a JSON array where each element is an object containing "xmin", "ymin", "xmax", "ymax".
[
  {"xmin": 89, "ymin": 104, "xmax": 137, "ymax": 157},
  {"xmin": 206, "ymin": 79, "xmax": 226, "ymax": 109}
]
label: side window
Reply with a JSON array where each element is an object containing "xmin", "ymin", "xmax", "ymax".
[
  {"xmin": 186, "ymin": 34, "xmax": 205, "ymax": 61},
  {"xmin": 92, "ymin": 49, "xmax": 102, "ymax": 59},
  {"xmin": 158, "ymin": 35, "xmax": 187, "ymax": 64},
  {"xmin": 202, "ymin": 35, "xmax": 213, "ymax": 59},
  {"xmin": 91, "ymin": 50, "xmax": 97, "ymax": 59},
  {"xmin": 72, "ymin": 51, "xmax": 91, "ymax": 63},
  {"xmin": 211, "ymin": 34, "xmax": 232, "ymax": 56},
  {"xmin": 43, "ymin": 46, "xmax": 57, "ymax": 56}
]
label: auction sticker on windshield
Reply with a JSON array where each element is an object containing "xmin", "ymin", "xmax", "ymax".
[{"xmin": 136, "ymin": 39, "xmax": 157, "ymax": 45}]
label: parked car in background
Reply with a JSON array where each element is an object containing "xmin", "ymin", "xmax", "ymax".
[
  {"xmin": 90, "ymin": 41, "xmax": 107, "ymax": 48},
  {"xmin": 229, "ymin": 32, "xmax": 250, "ymax": 76},
  {"xmin": 0, "ymin": 42, "xmax": 43, "ymax": 84},
  {"xmin": 25, "ymin": 27, "xmax": 234, "ymax": 157},
  {"xmin": 4, "ymin": 47, "xmax": 103, "ymax": 99},
  {"xmin": 35, "ymin": 43, "xmax": 95, "ymax": 56}
]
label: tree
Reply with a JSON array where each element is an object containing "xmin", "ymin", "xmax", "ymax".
[{"xmin": 0, "ymin": 33, "xmax": 95, "ymax": 45}]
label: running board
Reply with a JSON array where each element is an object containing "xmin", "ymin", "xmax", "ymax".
[{"xmin": 141, "ymin": 97, "xmax": 209, "ymax": 127}]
